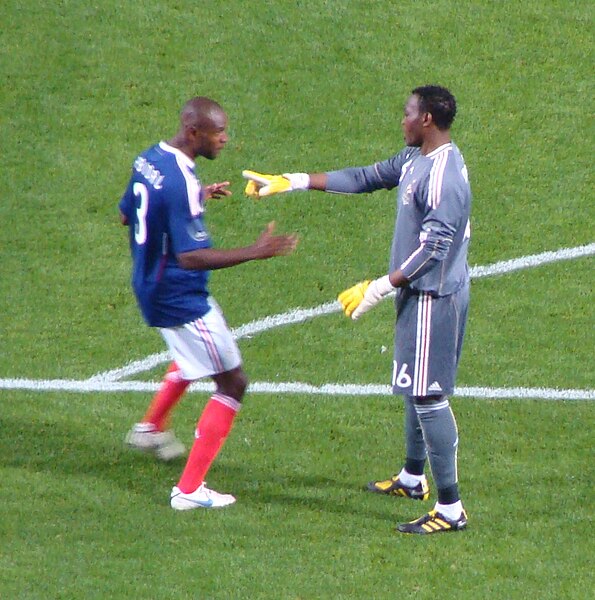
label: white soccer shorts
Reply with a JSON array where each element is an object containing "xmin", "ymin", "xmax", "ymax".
[{"xmin": 159, "ymin": 297, "xmax": 242, "ymax": 381}]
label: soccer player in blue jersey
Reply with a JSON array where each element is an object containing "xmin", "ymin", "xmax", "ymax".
[
  {"xmin": 244, "ymin": 85, "xmax": 471, "ymax": 534},
  {"xmin": 119, "ymin": 96, "xmax": 298, "ymax": 510}
]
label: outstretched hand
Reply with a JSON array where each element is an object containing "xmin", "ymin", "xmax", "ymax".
[
  {"xmin": 242, "ymin": 170, "xmax": 309, "ymax": 198},
  {"xmin": 253, "ymin": 222, "xmax": 299, "ymax": 258},
  {"xmin": 205, "ymin": 181, "xmax": 232, "ymax": 200}
]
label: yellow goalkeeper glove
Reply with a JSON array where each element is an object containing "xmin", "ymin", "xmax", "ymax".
[
  {"xmin": 242, "ymin": 169, "xmax": 309, "ymax": 198},
  {"xmin": 244, "ymin": 178, "xmax": 261, "ymax": 199},
  {"xmin": 338, "ymin": 280, "xmax": 370, "ymax": 318},
  {"xmin": 338, "ymin": 275, "xmax": 396, "ymax": 320}
]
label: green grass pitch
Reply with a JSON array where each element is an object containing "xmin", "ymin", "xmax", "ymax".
[{"xmin": 1, "ymin": 1, "xmax": 593, "ymax": 598}]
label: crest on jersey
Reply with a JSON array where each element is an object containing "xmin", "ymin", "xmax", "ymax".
[
  {"xmin": 186, "ymin": 218, "xmax": 209, "ymax": 243},
  {"xmin": 402, "ymin": 179, "xmax": 417, "ymax": 205}
]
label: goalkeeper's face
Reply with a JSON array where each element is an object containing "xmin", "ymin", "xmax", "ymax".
[
  {"xmin": 401, "ymin": 95, "xmax": 425, "ymax": 147},
  {"xmin": 193, "ymin": 109, "xmax": 229, "ymax": 160}
]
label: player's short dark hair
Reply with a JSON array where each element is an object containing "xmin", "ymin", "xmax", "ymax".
[
  {"xmin": 412, "ymin": 85, "xmax": 457, "ymax": 130},
  {"xmin": 181, "ymin": 96, "xmax": 225, "ymax": 130}
]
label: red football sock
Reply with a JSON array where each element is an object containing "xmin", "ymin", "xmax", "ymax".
[
  {"xmin": 177, "ymin": 393, "xmax": 241, "ymax": 494},
  {"xmin": 142, "ymin": 362, "xmax": 191, "ymax": 431}
]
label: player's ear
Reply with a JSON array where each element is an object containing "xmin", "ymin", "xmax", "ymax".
[
  {"xmin": 185, "ymin": 124, "xmax": 199, "ymax": 138},
  {"xmin": 422, "ymin": 111, "xmax": 433, "ymax": 127}
]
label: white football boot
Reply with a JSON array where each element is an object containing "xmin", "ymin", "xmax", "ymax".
[
  {"xmin": 170, "ymin": 482, "xmax": 236, "ymax": 510},
  {"xmin": 125, "ymin": 423, "xmax": 186, "ymax": 461}
]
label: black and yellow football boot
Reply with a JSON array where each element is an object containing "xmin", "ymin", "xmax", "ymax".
[
  {"xmin": 366, "ymin": 474, "xmax": 430, "ymax": 500},
  {"xmin": 397, "ymin": 509, "xmax": 468, "ymax": 534}
]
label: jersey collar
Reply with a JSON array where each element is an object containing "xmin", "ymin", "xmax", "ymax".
[
  {"xmin": 159, "ymin": 141, "xmax": 195, "ymax": 169},
  {"xmin": 426, "ymin": 142, "xmax": 452, "ymax": 158}
]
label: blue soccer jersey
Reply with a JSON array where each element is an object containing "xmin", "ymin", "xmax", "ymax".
[{"xmin": 119, "ymin": 141, "xmax": 212, "ymax": 327}]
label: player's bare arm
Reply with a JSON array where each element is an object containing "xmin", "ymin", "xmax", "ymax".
[
  {"xmin": 177, "ymin": 222, "xmax": 298, "ymax": 271},
  {"xmin": 388, "ymin": 269, "xmax": 410, "ymax": 288},
  {"xmin": 305, "ymin": 173, "xmax": 327, "ymax": 190}
]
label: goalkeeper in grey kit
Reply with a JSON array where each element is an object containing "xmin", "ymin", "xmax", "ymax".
[{"xmin": 244, "ymin": 85, "xmax": 471, "ymax": 535}]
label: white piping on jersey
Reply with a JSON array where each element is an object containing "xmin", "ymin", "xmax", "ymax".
[
  {"xmin": 425, "ymin": 142, "xmax": 452, "ymax": 158},
  {"xmin": 413, "ymin": 292, "xmax": 432, "ymax": 396},
  {"xmin": 427, "ymin": 144, "xmax": 451, "ymax": 209},
  {"xmin": 158, "ymin": 141, "xmax": 203, "ymax": 216},
  {"xmin": 159, "ymin": 141, "xmax": 195, "ymax": 169},
  {"xmin": 400, "ymin": 244, "xmax": 424, "ymax": 273},
  {"xmin": 399, "ymin": 144, "xmax": 452, "ymax": 276},
  {"xmin": 179, "ymin": 160, "xmax": 201, "ymax": 216},
  {"xmin": 373, "ymin": 163, "xmax": 384, "ymax": 184},
  {"xmin": 400, "ymin": 243, "xmax": 438, "ymax": 279}
]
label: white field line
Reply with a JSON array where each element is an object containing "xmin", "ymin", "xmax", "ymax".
[
  {"xmin": 469, "ymin": 243, "xmax": 595, "ymax": 279},
  {"xmin": 1, "ymin": 243, "xmax": 593, "ymax": 400},
  {"xmin": 86, "ymin": 301, "xmax": 341, "ymax": 382},
  {"xmin": 87, "ymin": 243, "xmax": 595, "ymax": 383},
  {"xmin": 1, "ymin": 378, "xmax": 593, "ymax": 401}
]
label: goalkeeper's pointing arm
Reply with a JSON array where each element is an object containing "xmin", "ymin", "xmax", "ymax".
[
  {"xmin": 242, "ymin": 170, "xmax": 328, "ymax": 198},
  {"xmin": 243, "ymin": 162, "xmax": 388, "ymax": 199}
]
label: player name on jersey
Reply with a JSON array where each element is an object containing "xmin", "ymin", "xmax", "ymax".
[{"xmin": 134, "ymin": 156, "xmax": 165, "ymax": 190}]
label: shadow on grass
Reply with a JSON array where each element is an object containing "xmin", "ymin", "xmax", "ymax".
[
  {"xmin": 0, "ymin": 415, "xmax": 181, "ymax": 497},
  {"xmin": 0, "ymin": 415, "xmax": 407, "ymax": 522},
  {"xmin": 205, "ymin": 462, "xmax": 410, "ymax": 524}
]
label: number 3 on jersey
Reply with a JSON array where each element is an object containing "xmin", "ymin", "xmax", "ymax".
[
  {"xmin": 392, "ymin": 360, "xmax": 412, "ymax": 388},
  {"xmin": 133, "ymin": 182, "xmax": 149, "ymax": 245}
]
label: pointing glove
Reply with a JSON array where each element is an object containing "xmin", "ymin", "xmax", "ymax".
[{"xmin": 243, "ymin": 170, "xmax": 309, "ymax": 198}]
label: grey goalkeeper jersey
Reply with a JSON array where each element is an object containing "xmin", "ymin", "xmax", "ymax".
[{"xmin": 326, "ymin": 142, "xmax": 471, "ymax": 296}]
